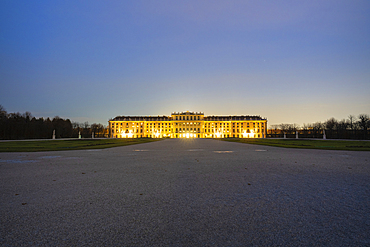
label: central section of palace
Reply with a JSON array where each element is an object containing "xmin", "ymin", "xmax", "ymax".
[{"xmin": 109, "ymin": 111, "xmax": 267, "ymax": 138}]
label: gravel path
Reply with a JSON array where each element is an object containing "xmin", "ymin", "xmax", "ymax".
[{"xmin": 1, "ymin": 138, "xmax": 370, "ymax": 246}]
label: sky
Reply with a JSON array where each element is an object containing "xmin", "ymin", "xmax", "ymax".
[{"xmin": 1, "ymin": 0, "xmax": 369, "ymax": 127}]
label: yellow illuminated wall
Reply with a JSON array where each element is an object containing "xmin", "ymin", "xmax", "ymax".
[{"xmin": 109, "ymin": 111, "xmax": 267, "ymax": 138}]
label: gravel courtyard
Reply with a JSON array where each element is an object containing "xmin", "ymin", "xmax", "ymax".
[{"xmin": 1, "ymin": 138, "xmax": 369, "ymax": 246}]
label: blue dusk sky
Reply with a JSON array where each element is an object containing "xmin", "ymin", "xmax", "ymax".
[{"xmin": 1, "ymin": 0, "xmax": 369, "ymax": 126}]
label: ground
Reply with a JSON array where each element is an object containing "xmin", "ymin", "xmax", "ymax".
[{"xmin": 1, "ymin": 139, "xmax": 369, "ymax": 246}]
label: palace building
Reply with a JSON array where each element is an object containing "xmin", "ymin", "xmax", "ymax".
[{"xmin": 109, "ymin": 111, "xmax": 267, "ymax": 139}]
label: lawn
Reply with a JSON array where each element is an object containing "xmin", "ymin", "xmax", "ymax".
[
  {"xmin": 218, "ymin": 138, "xmax": 370, "ymax": 151},
  {"xmin": 0, "ymin": 138, "xmax": 162, "ymax": 152}
]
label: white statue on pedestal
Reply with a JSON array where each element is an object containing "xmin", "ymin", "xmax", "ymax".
[
  {"xmin": 52, "ymin": 130, "xmax": 55, "ymax": 139},
  {"xmin": 323, "ymin": 129, "xmax": 326, "ymax": 139},
  {"xmin": 296, "ymin": 131, "xmax": 298, "ymax": 139},
  {"xmin": 78, "ymin": 131, "xmax": 81, "ymax": 139}
]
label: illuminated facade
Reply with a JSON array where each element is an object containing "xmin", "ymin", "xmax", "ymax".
[{"xmin": 109, "ymin": 111, "xmax": 267, "ymax": 138}]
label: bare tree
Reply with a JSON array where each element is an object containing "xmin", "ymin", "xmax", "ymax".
[
  {"xmin": 324, "ymin": 118, "xmax": 338, "ymax": 131},
  {"xmin": 279, "ymin": 124, "xmax": 289, "ymax": 134},
  {"xmin": 269, "ymin": 124, "xmax": 280, "ymax": 136},
  {"xmin": 0, "ymin": 105, "xmax": 7, "ymax": 118},
  {"xmin": 72, "ymin": 122, "xmax": 80, "ymax": 129},
  {"xmin": 348, "ymin": 115, "xmax": 356, "ymax": 130},
  {"xmin": 358, "ymin": 114, "xmax": 369, "ymax": 131},
  {"xmin": 302, "ymin": 123, "xmax": 312, "ymax": 137},
  {"xmin": 312, "ymin": 122, "xmax": 323, "ymax": 138},
  {"xmin": 337, "ymin": 119, "xmax": 349, "ymax": 130},
  {"xmin": 91, "ymin": 123, "xmax": 105, "ymax": 137},
  {"xmin": 83, "ymin": 122, "xmax": 90, "ymax": 129}
]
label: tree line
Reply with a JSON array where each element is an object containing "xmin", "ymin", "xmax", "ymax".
[
  {"xmin": 0, "ymin": 105, "xmax": 107, "ymax": 140},
  {"xmin": 268, "ymin": 114, "xmax": 370, "ymax": 139}
]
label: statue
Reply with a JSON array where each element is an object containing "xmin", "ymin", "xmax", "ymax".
[
  {"xmin": 92, "ymin": 132, "xmax": 94, "ymax": 139},
  {"xmin": 78, "ymin": 131, "xmax": 81, "ymax": 139},
  {"xmin": 296, "ymin": 131, "xmax": 298, "ymax": 139},
  {"xmin": 52, "ymin": 129, "xmax": 55, "ymax": 139},
  {"xmin": 323, "ymin": 129, "xmax": 326, "ymax": 139}
]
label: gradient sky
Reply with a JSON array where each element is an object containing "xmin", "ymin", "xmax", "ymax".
[{"xmin": 1, "ymin": 0, "xmax": 369, "ymax": 127}]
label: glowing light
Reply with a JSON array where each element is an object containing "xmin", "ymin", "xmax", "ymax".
[
  {"xmin": 186, "ymin": 133, "xmax": 190, "ymax": 138},
  {"xmin": 242, "ymin": 130, "xmax": 255, "ymax": 138}
]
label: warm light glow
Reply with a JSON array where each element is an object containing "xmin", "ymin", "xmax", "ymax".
[
  {"xmin": 127, "ymin": 131, "xmax": 133, "ymax": 138},
  {"xmin": 242, "ymin": 130, "xmax": 255, "ymax": 138},
  {"xmin": 111, "ymin": 112, "xmax": 266, "ymax": 139}
]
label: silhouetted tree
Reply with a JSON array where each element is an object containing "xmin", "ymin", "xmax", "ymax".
[
  {"xmin": 52, "ymin": 116, "xmax": 73, "ymax": 138},
  {"xmin": 348, "ymin": 115, "xmax": 356, "ymax": 130},
  {"xmin": 358, "ymin": 114, "xmax": 369, "ymax": 130},
  {"xmin": 91, "ymin": 123, "xmax": 105, "ymax": 137},
  {"xmin": 0, "ymin": 105, "xmax": 7, "ymax": 139}
]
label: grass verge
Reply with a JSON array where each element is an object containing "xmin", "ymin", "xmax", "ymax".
[
  {"xmin": 0, "ymin": 138, "xmax": 162, "ymax": 152},
  {"xmin": 217, "ymin": 138, "xmax": 370, "ymax": 151}
]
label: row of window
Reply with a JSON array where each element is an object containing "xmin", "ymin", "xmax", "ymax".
[
  {"xmin": 113, "ymin": 124, "xmax": 264, "ymax": 128},
  {"xmin": 175, "ymin": 116, "xmax": 201, "ymax": 120},
  {"xmin": 175, "ymin": 128, "xmax": 200, "ymax": 132}
]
